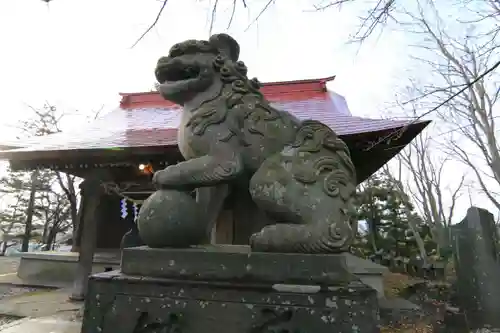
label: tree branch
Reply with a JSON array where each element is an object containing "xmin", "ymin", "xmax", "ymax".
[{"xmin": 130, "ymin": 0, "xmax": 169, "ymax": 48}]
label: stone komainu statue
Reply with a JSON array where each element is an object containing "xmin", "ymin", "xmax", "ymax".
[{"xmin": 152, "ymin": 33, "xmax": 357, "ymax": 254}]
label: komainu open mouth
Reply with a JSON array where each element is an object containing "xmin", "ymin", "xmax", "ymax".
[
  {"xmin": 155, "ymin": 54, "xmax": 215, "ymax": 104},
  {"xmin": 155, "ymin": 61, "xmax": 201, "ymax": 84}
]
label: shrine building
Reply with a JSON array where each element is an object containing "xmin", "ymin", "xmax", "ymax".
[{"xmin": 0, "ymin": 76, "xmax": 429, "ymax": 249}]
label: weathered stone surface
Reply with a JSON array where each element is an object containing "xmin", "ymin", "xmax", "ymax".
[
  {"xmin": 120, "ymin": 226, "xmax": 144, "ymax": 249},
  {"xmin": 150, "ymin": 33, "xmax": 357, "ymax": 253},
  {"xmin": 451, "ymin": 207, "xmax": 500, "ymax": 330},
  {"xmin": 82, "ymin": 270, "xmax": 380, "ymax": 333},
  {"xmin": 121, "ymin": 245, "xmax": 357, "ymax": 285},
  {"xmin": 344, "ymin": 253, "xmax": 387, "ymax": 298},
  {"xmin": 136, "ymin": 190, "xmax": 204, "ymax": 248}
]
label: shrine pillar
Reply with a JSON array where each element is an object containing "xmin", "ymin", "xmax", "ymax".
[{"xmin": 70, "ymin": 173, "xmax": 107, "ymax": 301}]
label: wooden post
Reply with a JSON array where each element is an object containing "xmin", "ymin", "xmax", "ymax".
[
  {"xmin": 69, "ymin": 175, "xmax": 105, "ymax": 301},
  {"xmin": 232, "ymin": 189, "xmax": 273, "ymax": 245}
]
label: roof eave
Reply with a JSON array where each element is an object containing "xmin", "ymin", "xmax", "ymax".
[
  {"xmin": 0, "ymin": 145, "xmax": 23, "ymax": 151},
  {"xmin": 0, "ymin": 141, "xmax": 29, "ymax": 150},
  {"xmin": 1, "ymin": 120, "xmax": 430, "ymax": 174},
  {"xmin": 347, "ymin": 119, "xmax": 431, "ymax": 183}
]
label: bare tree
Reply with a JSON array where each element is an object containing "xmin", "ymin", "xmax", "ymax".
[
  {"xmin": 383, "ymin": 121, "xmax": 465, "ymax": 258},
  {"xmin": 54, "ymin": 172, "xmax": 78, "ymax": 244},
  {"xmin": 37, "ymin": 187, "xmax": 72, "ymax": 250},
  {"xmin": 13, "ymin": 104, "xmax": 103, "ymax": 249},
  {"xmin": 17, "ymin": 104, "xmax": 81, "ymax": 243},
  {"xmin": 36, "ymin": 0, "xmax": 397, "ymax": 46},
  {"xmin": 123, "ymin": 0, "xmax": 400, "ymax": 47},
  {"xmin": 399, "ymin": 2, "xmax": 500, "ymax": 211}
]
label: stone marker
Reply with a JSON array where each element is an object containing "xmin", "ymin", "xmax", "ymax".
[
  {"xmin": 451, "ymin": 206, "xmax": 500, "ymax": 330},
  {"xmin": 81, "ymin": 33, "xmax": 381, "ymax": 333}
]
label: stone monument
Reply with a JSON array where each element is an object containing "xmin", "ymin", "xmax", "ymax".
[
  {"xmin": 450, "ymin": 207, "xmax": 500, "ymax": 330},
  {"xmin": 81, "ymin": 34, "xmax": 380, "ymax": 333}
]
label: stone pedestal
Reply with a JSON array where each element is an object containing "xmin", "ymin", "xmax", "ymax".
[{"xmin": 81, "ymin": 246, "xmax": 380, "ymax": 333}]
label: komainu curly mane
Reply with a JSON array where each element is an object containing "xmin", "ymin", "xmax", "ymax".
[
  {"xmin": 152, "ymin": 33, "xmax": 358, "ymax": 254},
  {"xmin": 185, "ymin": 54, "xmax": 282, "ymax": 148}
]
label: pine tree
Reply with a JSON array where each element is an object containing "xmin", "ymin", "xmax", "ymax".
[
  {"xmin": 353, "ymin": 172, "xmax": 435, "ymax": 263},
  {"xmin": 355, "ymin": 173, "xmax": 392, "ymax": 254},
  {"xmin": 0, "ymin": 167, "xmax": 41, "ymax": 252},
  {"xmin": 382, "ymin": 189, "xmax": 419, "ymax": 260},
  {"xmin": 13, "ymin": 103, "xmax": 83, "ymax": 251},
  {"xmin": 0, "ymin": 163, "xmax": 74, "ymax": 252}
]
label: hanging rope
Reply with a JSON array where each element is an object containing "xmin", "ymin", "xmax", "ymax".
[{"xmin": 101, "ymin": 182, "xmax": 146, "ymax": 205}]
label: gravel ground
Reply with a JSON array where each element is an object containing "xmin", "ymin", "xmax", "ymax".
[
  {"xmin": 0, "ymin": 257, "xmax": 37, "ymax": 301},
  {"xmin": 53, "ymin": 308, "xmax": 84, "ymax": 323},
  {"xmin": 0, "ymin": 286, "xmax": 38, "ymax": 301},
  {"xmin": 0, "ymin": 315, "xmax": 23, "ymax": 329}
]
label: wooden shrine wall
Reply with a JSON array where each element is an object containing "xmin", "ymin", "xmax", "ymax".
[
  {"xmin": 91, "ymin": 191, "xmax": 272, "ymax": 249},
  {"xmin": 95, "ymin": 193, "xmax": 136, "ymax": 249}
]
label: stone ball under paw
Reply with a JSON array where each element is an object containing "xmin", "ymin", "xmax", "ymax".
[{"xmin": 137, "ymin": 189, "xmax": 204, "ymax": 248}]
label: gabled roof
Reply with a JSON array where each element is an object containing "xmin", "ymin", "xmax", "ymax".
[
  {"xmin": 0, "ymin": 141, "xmax": 24, "ymax": 150},
  {"xmin": 0, "ymin": 76, "xmax": 429, "ymax": 181},
  {"xmin": 1, "ymin": 76, "xmax": 423, "ymax": 152},
  {"xmin": 0, "ymin": 138, "xmax": 41, "ymax": 150}
]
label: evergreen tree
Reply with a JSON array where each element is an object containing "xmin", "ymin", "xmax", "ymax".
[
  {"xmin": 353, "ymin": 172, "xmax": 435, "ymax": 262},
  {"xmin": 13, "ymin": 104, "xmax": 83, "ymax": 251},
  {"xmin": 355, "ymin": 173, "xmax": 392, "ymax": 254},
  {"xmin": 0, "ymin": 164, "xmax": 73, "ymax": 252},
  {"xmin": 0, "ymin": 167, "xmax": 41, "ymax": 252}
]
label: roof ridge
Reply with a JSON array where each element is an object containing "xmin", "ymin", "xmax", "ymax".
[{"xmin": 119, "ymin": 75, "xmax": 336, "ymax": 98}]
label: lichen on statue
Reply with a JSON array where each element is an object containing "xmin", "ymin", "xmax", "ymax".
[{"xmin": 146, "ymin": 33, "xmax": 357, "ymax": 254}]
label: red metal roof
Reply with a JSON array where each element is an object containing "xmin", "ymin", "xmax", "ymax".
[
  {"xmin": 119, "ymin": 76, "xmax": 337, "ymax": 108},
  {"xmin": 3, "ymin": 76, "xmax": 426, "ymax": 153}
]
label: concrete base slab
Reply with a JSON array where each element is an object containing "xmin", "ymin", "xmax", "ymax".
[
  {"xmin": 0, "ymin": 317, "xmax": 81, "ymax": 333},
  {"xmin": 0, "ymin": 258, "xmax": 20, "ymax": 276},
  {"xmin": 16, "ymin": 251, "xmax": 120, "ymax": 285},
  {"xmin": 0, "ymin": 273, "xmax": 69, "ymax": 289}
]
